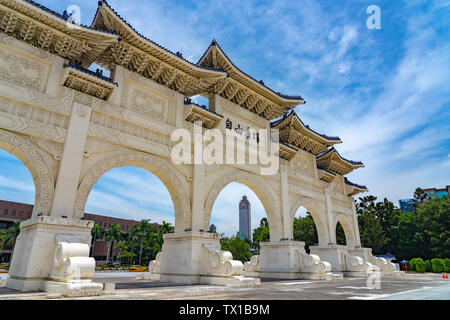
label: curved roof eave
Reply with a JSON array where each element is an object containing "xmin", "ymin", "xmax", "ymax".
[
  {"xmin": 316, "ymin": 147, "xmax": 364, "ymax": 168},
  {"xmin": 198, "ymin": 40, "xmax": 305, "ymax": 105},
  {"xmin": 18, "ymin": 0, "xmax": 119, "ymax": 38},
  {"xmin": 272, "ymin": 110, "xmax": 342, "ymax": 144},
  {"xmin": 92, "ymin": 1, "xmax": 227, "ymax": 78}
]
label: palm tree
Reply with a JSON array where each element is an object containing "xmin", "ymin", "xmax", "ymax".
[
  {"xmin": 134, "ymin": 220, "xmax": 151, "ymax": 265},
  {"xmin": 0, "ymin": 221, "xmax": 21, "ymax": 262},
  {"xmin": 105, "ymin": 224, "xmax": 122, "ymax": 266},
  {"xmin": 159, "ymin": 221, "xmax": 173, "ymax": 235},
  {"xmin": 90, "ymin": 223, "xmax": 105, "ymax": 258}
]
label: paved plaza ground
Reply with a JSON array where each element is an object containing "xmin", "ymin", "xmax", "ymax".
[{"xmin": 0, "ymin": 272, "xmax": 449, "ymax": 300}]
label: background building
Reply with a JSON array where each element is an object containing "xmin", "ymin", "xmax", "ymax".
[
  {"xmin": 399, "ymin": 199, "xmax": 415, "ymax": 213},
  {"xmin": 0, "ymin": 200, "xmax": 142, "ymax": 263},
  {"xmin": 423, "ymin": 185, "xmax": 450, "ymax": 200},
  {"xmin": 238, "ymin": 195, "xmax": 251, "ymax": 241}
]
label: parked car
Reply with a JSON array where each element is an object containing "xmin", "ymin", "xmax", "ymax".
[{"xmin": 129, "ymin": 265, "xmax": 144, "ymax": 272}]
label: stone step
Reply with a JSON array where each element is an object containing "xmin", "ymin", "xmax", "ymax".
[
  {"xmin": 331, "ymin": 273, "xmax": 344, "ymax": 280},
  {"xmin": 226, "ymin": 276, "xmax": 261, "ymax": 288}
]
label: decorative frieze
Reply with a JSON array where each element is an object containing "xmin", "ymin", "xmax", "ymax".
[
  {"xmin": 0, "ymin": 109, "xmax": 66, "ymax": 143},
  {"xmin": 129, "ymin": 85, "xmax": 168, "ymax": 122},
  {"xmin": 0, "ymin": 96, "xmax": 69, "ymax": 129},
  {"xmin": 0, "ymin": 45, "xmax": 49, "ymax": 91}
]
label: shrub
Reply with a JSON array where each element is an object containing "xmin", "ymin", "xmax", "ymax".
[
  {"xmin": 431, "ymin": 258, "xmax": 443, "ymax": 273},
  {"xmin": 444, "ymin": 259, "xmax": 450, "ymax": 273},
  {"xmin": 409, "ymin": 258, "xmax": 418, "ymax": 271},
  {"xmin": 415, "ymin": 258, "xmax": 426, "ymax": 273},
  {"xmin": 425, "ymin": 260, "xmax": 432, "ymax": 272}
]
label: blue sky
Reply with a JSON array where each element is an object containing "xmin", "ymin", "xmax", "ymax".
[{"xmin": 0, "ymin": 0, "xmax": 449, "ymax": 236}]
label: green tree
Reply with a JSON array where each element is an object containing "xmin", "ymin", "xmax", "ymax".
[
  {"xmin": 105, "ymin": 224, "xmax": 122, "ymax": 266},
  {"xmin": 293, "ymin": 214, "xmax": 318, "ymax": 253},
  {"xmin": 413, "ymin": 188, "xmax": 427, "ymax": 207},
  {"xmin": 159, "ymin": 221, "xmax": 174, "ymax": 234},
  {"xmin": 336, "ymin": 222, "xmax": 347, "ymax": 246},
  {"xmin": 90, "ymin": 223, "xmax": 105, "ymax": 258},
  {"xmin": 130, "ymin": 219, "xmax": 152, "ymax": 265},
  {"xmin": 252, "ymin": 218, "xmax": 269, "ymax": 251},
  {"xmin": 0, "ymin": 221, "xmax": 21, "ymax": 262},
  {"xmin": 220, "ymin": 236, "xmax": 251, "ymax": 263},
  {"xmin": 414, "ymin": 196, "xmax": 450, "ymax": 259},
  {"xmin": 358, "ymin": 212, "xmax": 388, "ymax": 254}
]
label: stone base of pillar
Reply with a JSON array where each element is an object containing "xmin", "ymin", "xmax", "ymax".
[
  {"xmin": 144, "ymin": 231, "xmax": 260, "ymax": 287},
  {"xmin": 348, "ymin": 247, "xmax": 400, "ymax": 275},
  {"xmin": 6, "ymin": 216, "xmax": 95, "ymax": 293},
  {"xmin": 45, "ymin": 280, "xmax": 103, "ymax": 298},
  {"xmin": 310, "ymin": 245, "xmax": 374, "ymax": 277},
  {"xmin": 244, "ymin": 241, "xmax": 332, "ymax": 280}
]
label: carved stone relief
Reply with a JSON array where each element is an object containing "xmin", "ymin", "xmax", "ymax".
[{"xmin": 0, "ymin": 46, "xmax": 49, "ymax": 92}]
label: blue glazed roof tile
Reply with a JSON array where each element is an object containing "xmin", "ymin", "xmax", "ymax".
[
  {"xmin": 344, "ymin": 177, "xmax": 367, "ymax": 190},
  {"xmin": 64, "ymin": 62, "xmax": 118, "ymax": 86},
  {"xmin": 94, "ymin": 1, "xmax": 226, "ymax": 74},
  {"xmin": 271, "ymin": 110, "xmax": 341, "ymax": 142},
  {"xmin": 23, "ymin": 0, "xmax": 117, "ymax": 35},
  {"xmin": 317, "ymin": 147, "xmax": 364, "ymax": 166},
  {"xmin": 198, "ymin": 40, "xmax": 304, "ymax": 102},
  {"xmin": 184, "ymin": 98, "xmax": 223, "ymax": 118}
]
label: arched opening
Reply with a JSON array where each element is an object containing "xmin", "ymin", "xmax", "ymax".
[
  {"xmin": 210, "ymin": 182, "xmax": 268, "ymax": 262},
  {"xmin": 293, "ymin": 206, "xmax": 318, "ymax": 254},
  {"xmin": 334, "ymin": 215, "xmax": 356, "ymax": 248},
  {"xmin": 336, "ymin": 222, "xmax": 346, "ymax": 245},
  {"xmin": 289, "ymin": 197, "xmax": 329, "ymax": 247},
  {"xmin": 83, "ymin": 164, "xmax": 177, "ymax": 268},
  {"xmin": 0, "ymin": 149, "xmax": 35, "ymax": 263},
  {"xmin": 206, "ymin": 171, "xmax": 282, "ymax": 262}
]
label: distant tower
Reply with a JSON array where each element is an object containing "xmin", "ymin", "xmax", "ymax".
[{"xmin": 238, "ymin": 195, "xmax": 251, "ymax": 241}]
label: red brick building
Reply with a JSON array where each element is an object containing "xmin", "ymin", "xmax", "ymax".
[{"xmin": 0, "ymin": 200, "xmax": 142, "ymax": 263}]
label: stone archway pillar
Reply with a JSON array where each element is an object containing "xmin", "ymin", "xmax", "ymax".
[
  {"xmin": 7, "ymin": 102, "xmax": 102, "ymax": 296},
  {"xmin": 51, "ymin": 102, "xmax": 91, "ymax": 218},
  {"xmin": 325, "ymin": 187, "xmax": 336, "ymax": 245},
  {"xmin": 350, "ymin": 199, "xmax": 361, "ymax": 248},
  {"xmin": 191, "ymin": 163, "xmax": 206, "ymax": 231},
  {"xmin": 280, "ymin": 163, "xmax": 290, "ymax": 240}
]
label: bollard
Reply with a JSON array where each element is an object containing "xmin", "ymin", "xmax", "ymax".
[{"xmin": 104, "ymin": 283, "xmax": 116, "ymax": 295}]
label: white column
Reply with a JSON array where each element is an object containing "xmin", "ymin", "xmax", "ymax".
[
  {"xmin": 280, "ymin": 163, "xmax": 290, "ymax": 240},
  {"xmin": 191, "ymin": 163, "xmax": 206, "ymax": 231},
  {"xmin": 208, "ymin": 93, "xmax": 222, "ymax": 114},
  {"xmin": 175, "ymin": 94, "xmax": 185, "ymax": 128},
  {"xmin": 109, "ymin": 65, "xmax": 126, "ymax": 105},
  {"xmin": 50, "ymin": 102, "xmax": 91, "ymax": 218},
  {"xmin": 45, "ymin": 56, "xmax": 65, "ymax": 97},
  {"xmin": 351, "ymin": 198, "xmax": 361, "ymax": 247},
  {"xmin": 325, "ymin": 187, "xmax": 335, "ymax": 245}
]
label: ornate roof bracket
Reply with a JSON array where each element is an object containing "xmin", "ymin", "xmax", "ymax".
[
  {"xmin": 62, "ymin": 63, "xmax": 118, "ymax": 101},
  {"xmin": 0, "ymin": 0, "xmax": 118, "ymax": 68},
  {"xmin": 184, "ymin": 100, "xmax": 223, "ymax": 129},
  {"xmin": 271, "ymin": 111, "xmax": 341, "ymax": 155},
  {"xmin": 316, "ymin": 147, "xmax": 364, "ymax": 176},
  {"xmin": 91, "ymin": 1, "xmax": 227, "ymax": 97},
  {"xmin": 279, "ymin": 143, "xmax": 298, "ymax": 161},
  {"xmin": 317, "ymin": 167, "xmax": 336, "ymax": 183},
  {"xmin": 198, "ymin": 40, "xmax": 305, "ymax": 120},
  {"xmin": 344, "ymin": 178, "xmax": 368, "ymax": 196}
]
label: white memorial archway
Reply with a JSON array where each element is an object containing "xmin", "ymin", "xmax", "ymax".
[{"xmin": 0, "ymin": 0, "xmax": 396, "ymax": 295}]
